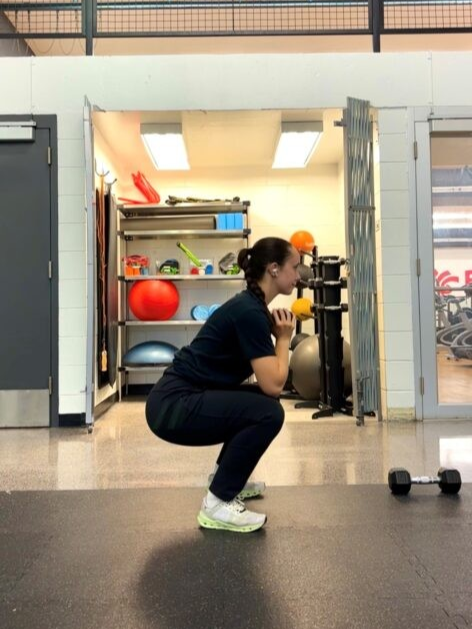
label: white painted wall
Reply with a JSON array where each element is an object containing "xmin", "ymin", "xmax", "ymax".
[
  {"xmin": 2, "ymin": 52, "xmax": 472, "ymax": 418},
  {"xmin": 376, "ymin": 108, "xmax": 415, "ymax": 420},
  {"xmin": 56, "ymin": 115, "xmax": 87, "ymax": 414},
  {"xmin": 435, "ymin": 250, "xmax": 472, "ymax": 288}
]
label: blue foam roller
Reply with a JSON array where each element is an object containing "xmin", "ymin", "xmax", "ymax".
[
  {"xmin": 191, "ymin": 305, "xmax": 210, "ymax": 321},
  {"xmin": 234, "ymin": 213, "xmax": 244, "ymax": 229},
  {"xmin": 208, "ymin": 304, "xmax": 221, "ymax": 316},
  {"xmin": 216, "ymin": 215, "xmax": 227, "ymax": 230},
  {"xmin": 226, "ymin": 213, "xmax": 235, "ymax": 229},
  {"xmin": 122, "ymin": 341, "xmax": 178, "ymax": 366}
]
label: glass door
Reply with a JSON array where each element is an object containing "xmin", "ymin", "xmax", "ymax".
[{"xmin": 416, "ymin": 120, "xmax": 472, "ymax": 418}]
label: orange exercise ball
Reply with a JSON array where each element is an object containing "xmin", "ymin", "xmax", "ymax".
[
  {"xmin": 290, "ymin": 230, "xmax": 315, "ymax": 253},
  {"xmin": 129, "ymin": 280, "xmax": 179, "ymax": 321}
]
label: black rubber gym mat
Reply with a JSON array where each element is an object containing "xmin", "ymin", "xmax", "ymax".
[{"xmin": 1, "ymin": 485, "xmax": 471, "ymax": 629}]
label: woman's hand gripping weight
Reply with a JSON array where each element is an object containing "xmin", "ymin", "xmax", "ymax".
[
  {"xmin": 251, "ymin": 308, "xmax": 295, "ymax": 398},
  {"xmin": 272, "ymin": 308, "xmax": 295, "ymax": 341}
]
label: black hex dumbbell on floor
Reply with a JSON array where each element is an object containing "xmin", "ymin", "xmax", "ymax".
[{"xmin": 388, "ymin": 467, "xmax": 462, "ymax": 496}]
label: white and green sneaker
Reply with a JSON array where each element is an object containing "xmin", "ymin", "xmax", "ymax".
[
  {"xmin": 197, "ymin": 496, "xmax": 267, "ymax": 533},
  {"xmin": 207, "ymin": 474, "xmax": 266, "ymax": 500}
]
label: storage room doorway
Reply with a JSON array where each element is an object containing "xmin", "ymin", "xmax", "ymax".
[{"xmin": 88, "ymin": 108, "xmax": 361, "ymax": 418}]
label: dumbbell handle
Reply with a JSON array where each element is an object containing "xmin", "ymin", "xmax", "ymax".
[{"xmin": 411, "ymin": 476, "xmax": 440, "ymax": 485}]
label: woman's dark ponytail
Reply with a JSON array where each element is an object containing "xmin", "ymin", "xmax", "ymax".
[{"xmin": 237, "ymin": 247, "xmax": 252, "ymax": 273}]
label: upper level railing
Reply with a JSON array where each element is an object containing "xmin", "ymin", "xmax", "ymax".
[{"xmin": 1, "ymin": 0, "xmax": 472, "ymax": 55}]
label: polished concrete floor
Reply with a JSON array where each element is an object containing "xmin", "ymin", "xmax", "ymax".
[{"xmin": 1, "ymin": 399, "xmax": 471, "ymax": 491}]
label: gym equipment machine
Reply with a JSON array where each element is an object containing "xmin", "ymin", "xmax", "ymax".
[{"xmin": 293, "ymin": 245, "xmax": 353, "ymax": 420}]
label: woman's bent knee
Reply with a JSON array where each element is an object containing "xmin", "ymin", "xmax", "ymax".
[{"xmin": 264, "ymin": 398, "xmax": 285, "ymax": 434}]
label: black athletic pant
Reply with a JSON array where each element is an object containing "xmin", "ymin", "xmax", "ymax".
[{"xmin": 145, "ymin": 373, "xmax": 285, "ymax": 502}]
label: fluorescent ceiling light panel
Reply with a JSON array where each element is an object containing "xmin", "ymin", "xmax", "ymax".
[
  {"xmin": 141, "ymin": 123, "xmax": 189, "ymax": 170},
  {"xmin": 272, "ymin": 121, "xmax": 323, "ymax": 169}
]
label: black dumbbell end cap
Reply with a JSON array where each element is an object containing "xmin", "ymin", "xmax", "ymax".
[
  {"xmin": 388, "ymin": 468, "xmax": 412, "ymax": 495},
  {"xmin": 437, "ymin": 468, "xmax": 462, "ymax": 494}
]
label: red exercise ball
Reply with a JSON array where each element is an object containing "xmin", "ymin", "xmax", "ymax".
[
  {"xmin": 129, "ymin": 280, "xmax": 179, "ymax": 321},
  {"xmin": 290, "ymin": 230, "xmax": 316, "ymax": 253}
]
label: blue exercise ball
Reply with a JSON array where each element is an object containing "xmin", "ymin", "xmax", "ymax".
[{"xmin": 123, "ymin": 341, "xmax": 178, "ymax": 366}]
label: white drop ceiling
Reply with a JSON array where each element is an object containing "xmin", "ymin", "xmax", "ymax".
[{"xmin": 93, "ymin": 108, "xmax": 344, "ymax": 173}]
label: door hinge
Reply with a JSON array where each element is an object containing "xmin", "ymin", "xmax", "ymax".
[
  {"xmin": 47, "ymin": 147, "xmax": 52, "ymax": 165},
  {"xmin": 419, "ymin": 376, "xmax": 424, "ymax": 396},
  {"xmin": 413, "ymin": 141, "xmax": 418, "ymax": 160},
  {"xmin": 416, "ymin": 258, "xmax": 421, "ymax": 276},
  {"xmin": 48, "ymin": 376, "xmax": 53, "ymax": 395},
  {"xmin": 48, "ymin": 260, "xmax": 52, "ymax": 279}
]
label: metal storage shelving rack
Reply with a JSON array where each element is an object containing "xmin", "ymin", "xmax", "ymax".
[{"xmin": 116, "ymin": 200, "xmax": 251, "ymax": 398}]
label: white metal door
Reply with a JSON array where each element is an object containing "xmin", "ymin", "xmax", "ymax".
[{"xmin": 415, "ymin": 117, "xmax": 472, "ymax": 418}]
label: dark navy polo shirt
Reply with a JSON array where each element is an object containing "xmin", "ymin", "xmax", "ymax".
[{"xmin": 168, "ymin": 290, "xmax": 275, "ymax": 386}]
